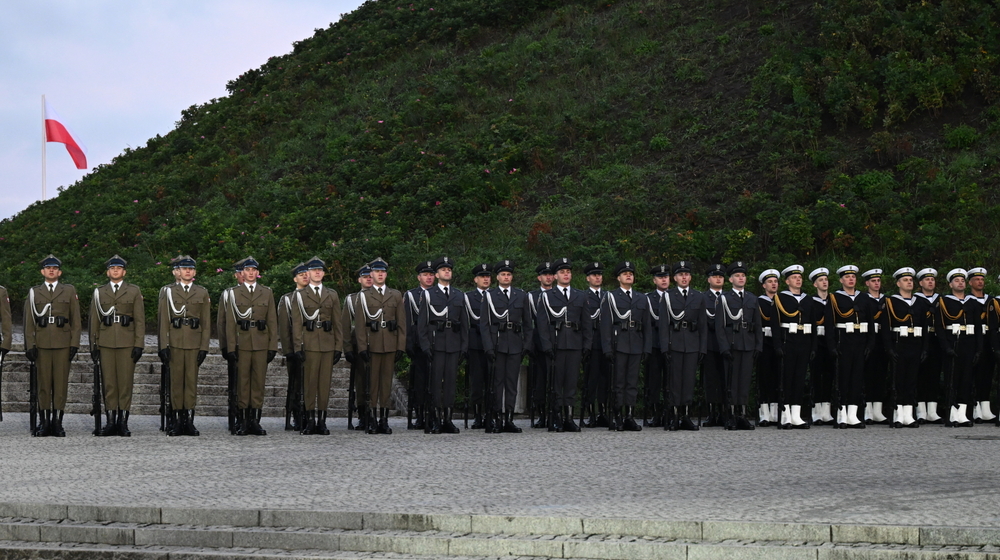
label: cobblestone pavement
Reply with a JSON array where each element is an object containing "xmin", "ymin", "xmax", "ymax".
[{"xmin": 0, "ymin": 412, "xmax": 998, "ymax": 528}]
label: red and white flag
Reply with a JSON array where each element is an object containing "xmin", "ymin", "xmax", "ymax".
[{"xmin": 43, "ymin": 98, "xmax": 88, "ymax": 170}]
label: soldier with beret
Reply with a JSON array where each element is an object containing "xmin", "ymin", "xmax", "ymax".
[
  {"xmin": 536, "ymin": 258, "xmax": 593, "ymax": 431},
  {"xmin": 644, "ymin": 265, "xmax": 670, "ymax": 427},
  {"xmin": 915, "ymin": 268, "xmax": 944, "ymax": 423},
  {"xmin": 404, "ymin": 260, "xmax": 436, "ymax": 430},
  {"xmin": 157, "ymin": 255, "xmax": 210, "ymax": 436},
  {"xmin": 825, "ymin": 265, "xmax": 875, "ymax": 428},
  {"xmin": 24, "ymin": 255, "xmax": 82, "ymax": 437},
  {"xmin": 464, "ymin": 263, "xmax": 492, "ymax": 429},
  {"xmin": 353, "ymin": 257, "xmax": 405, "ymax": 434},
  {"xmin": 714, "ymin": 261, "xmax": 762, "ymax": 430},
  {"xmin": 600, "ymin": 261, "xmax": 652, "ymax": 431},
  {"xmin": 756, "ymin": 269, "xmax": 780, "ymax": 426},
  {"xmin": 580, "ymin": 261, "xmax": 609, "ymax": 428},
  {"xmin": 480, "ymin": 259, "xmax": 533, "ymax": 433},
  {"xmin": 966, "ymin": 267, "xmax": 996, "ymax": 423},
  {"xmin": 880, "ymin": 267, "xmax": 926, "ymax": 427},
  {"xmin": 527, "ymin": 261, "xmax": 556, "ymax": 428},
  {"xmin": 861, "ymin": 269, "xmax": 889, "ymax": 424},
  {"xmin": 89, "ymin": 255, "xmax": 145, "ymax": 436},
  {"xmin": 417, "ymin": 256, "xmax": 466, "ymax": 433},
  {"xmin": 278, "ymin": 262, "xmax": 310, "ymax": 431},
  {"xmin": 701, "ymin": 264, "xmax": 728, "ymax": 427},
  {"xmin": 340, "ymin": 264, "xmax": 373, "ymax": 430},
  {"xmin": 772, "ymin": 264, "xmax": 816, "ymax": 429},
  {"xmin": 808, "ymin": 268, "xmax": 836, "ymax": 425},
  {"xmin": 936, "ymin": 268, "xmax": 981, "ymax": 427},
  {"xmin": 658, "ymin": 261, "xmax": 707, "ymax": 431},
  {"xmin": 291, "ymin": 256, "xmax": 344, "ymax": 435}
]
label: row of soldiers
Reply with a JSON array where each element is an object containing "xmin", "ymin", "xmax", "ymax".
[{"xmin": 11, "ymin": 252, "xmax": 999, "ymax": 437}]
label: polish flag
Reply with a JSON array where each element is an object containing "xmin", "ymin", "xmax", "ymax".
[{"xmin": 44, "ymin": 99, "xmax": 88, "ymax": 170}]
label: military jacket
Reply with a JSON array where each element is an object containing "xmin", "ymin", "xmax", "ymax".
[
  {"xmin": 935, "ymin": 294, "xmax": 983, "ymax": 354},
  {"xmin": 824, "ymin": 290, "xmax": 875, "ymax": 353},
  {"xmin": 599, "ymin": 288, "xmax": 652, "ymax": 355},
  {"xmin": 772, "ymin": 290, "xmax": 818, "ymax": 355},
  {"xmin": 704, "ymin": 289, "xmax": 724, "ymax": 353},
  {"xmin": 586, "ymin": 288, "xmax": 605, "ymax": 352},
  {"xmin": 417, "ymin": 285, "xmax": 467, "ymax": 354},
  {"xmin": 224, "ymin": 283, "xmax": 278, "ymax": 353},
  {"xmin": 658, "ymin": 286, "xmax": 708, "ymax": 354},
  {"xmin": 277, "ymin": 290, "xmax": 297, "ymax": 355},
  {"xmin": 536, "ymin": 286, "xmax": 593, "ymax": 353},
  {"xmin": 464, "ymin": 289, "xmax": 486, "ymax": 351},
  {"xmin": 480, "ymin": 286, "xmax": 533, "ymax": 355},
  {"xmin": 157, "ymin": 283, "xmax": 211, "ymax": 351},
  {"xmin": 646, "ymin": 290, "xmax": 666, "ymax": 350},
  {"xmin": 89, "ymin": 282, "xmax": 145, "ymax": 350},
  {"xmin": 291, "ymin": 284, "xmax": 344, "ymax": 353},
  {"xmin": 0, "ymin": 287, "xmax": 13, "ymax": 352},
  {"xmin": 339, "ymin": 291, "xmax": 359, "ymax": 353},
  {"xmin": 404, "ymin": 287, "xmax": 426, "ymax": 355},
  {"xmin": 715, "ymin": 289, "xmax": 763, "ymax": 353},
  {"xmin": 880, "ymin": 294, "xmax": 930, "ymax": 353},
  {"xmin": 25, "ymin": 282, "xmax": 82, "ymax": 350},
  {"xmin": 354, "ymin": 285, "xmax": 405, "ymax": 354}
]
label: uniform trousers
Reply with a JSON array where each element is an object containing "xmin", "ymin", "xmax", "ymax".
[
  {"xmin": 756, "ymin": 342, "xmax": 777, "ymax": 404},
  {"xmin": 430, "ymin": 351, "xmax": 460, "ymax": 408},
  {"xmin": 669, "ymin": 351, "xmax": 699, "ymax": 407},
  {"xmin": 811, "ymin": 340, "xmax": 833, "ymax": 403},
  {"xmin": 99, "ymin": 346, "xmax": 135, "ymax": 410},
  {"xmin": 169, "ymin": 347, "xmax": 199, "ymax": 410},
  {"xmin": 530, "ymin": 351, "xmax": 549, "ymax": 408},
  {"xmin": 943, "ymin": 337, "xmax": 977, "ymax": 406},
  {"xmin": 780, "ymin": 336, "xmax": 810, "ymax": 403},
  {"xmin": 644, "ymin": 350, "xmax": 665, "ymax": 407},
  {"xmin": 408, "ymin": 352, "xmax": 429, "ymax": 408},
  {"xmin": 237, "ymin": 349, "xmax": 268, "ymax": 409},
  {"xmin": 493, "ymin": 352, "xmax": 521, "ymax": 412},
  {"xmin": 729, "ymin": 350, "xmax": 755, "ymax": 405},
  {"xmin": 612, "ymin": 352, "xmax": 641, "ymax": 407},
  {"xmin": 864, "ymin": 341, "xmax": 887, "ymax": 401},
  {"xmin": 37, "ymin": 347, "xmax": 70, "ymax": 410},
  {"xmin": 892, "ymin": 338, "xmax": 922, "ymax": 404},
  {"xmin": 702, "ymin": 350, "xmax": 726, "ymax": 404},
  {"xmin": 368, "ymin": 352, "xmax": 395, "ymax": 408},
  {"xmin": 585, "ymin": 350, "xmax": 611, "ymax": 407},
  {"xmin": 835, "ymin": 335, "xmax": 866, "ymax": 406},
  {"xmin": 974, "ymin": 349, "xmax": 995, "ymax": 401},
  {"xmin": 552, "ymin": 349, "xmax": 582, "ymax": 407},
  {"xmin": 467, "ymin": 349, "xmax": 488, "ymax": 406},
  {"xmin": 303, "ymin": 350, "xmax": 334, "ymax": 410},
  {"xmin": 918, "ymin": 337, "xmax": 943, "ymax": 401}
]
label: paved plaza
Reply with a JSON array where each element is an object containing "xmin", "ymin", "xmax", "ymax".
[{"xmin": 0, "ymin": 412, "xmax": 998, "ymax": 529}]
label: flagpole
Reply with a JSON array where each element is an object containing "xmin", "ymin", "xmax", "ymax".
[{"xmin": 41, "ymin": 94, "xmax": 47, "ymax": 201}]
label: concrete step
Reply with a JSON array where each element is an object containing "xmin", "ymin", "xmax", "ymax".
[{"xmin": 1, "ymin": 507, "xmax": 998, "ymax": 560}]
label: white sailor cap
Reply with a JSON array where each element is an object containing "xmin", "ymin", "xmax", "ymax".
[
  {"xmin": 947, "ymin": 268, "xmax": 968, "ymax": 282},
  {"xmin": 758, "ymin": 269, "xmax": 780, "ymax": 283},
  {"xmin": 808, "ymin": 267, "xmax": 829, "ymax": 282},
  {"xmin": 862, "ymin": 268, "xmax": 883, "ymax": 281},
  {"xmin": 916, "ymin": 268, "xmax": 937, "ymax": 280},
  {"xmin": 892, "ymin": 267, "xmax": 915, "ymax": 280},
  {"xmin": 781, "ymin": 264, "xmax": 804, "ymax": 278},
  {"xmin": 968, "ymin": 267, "xmax": 987, "ymax": 278},
  {"xmin": 836, "ymin": 265, "xmax": 859, "ymax": 277}
]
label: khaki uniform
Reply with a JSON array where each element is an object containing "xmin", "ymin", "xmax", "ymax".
[
  {"xmin": 157, "ymin": 283, "xmax": 211, "ymax": 410},
  {"xmin": 24, "ymin": 282, "xmax": 82, "ymax": 410},
  {"xmin": 224, "ymin": 283, "xmax": 278, "ymax": 409},
  {"xmin": 290, "ymin": 285, "xmax": 343, "ymax": 410},
  {"xmin": 89, "ymin": 282, "xmax": 145, "ymax": 410},
  {"xmin": 0, "ymin": 287, "xmax": 12, "ymax": 353},
  {"xmin": 353, "ymin": 286, "xmax": 406, "ymax": 408}
]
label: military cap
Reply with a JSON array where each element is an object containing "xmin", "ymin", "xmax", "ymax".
[
  {"xmin": 582, "ymin": 262, "xmax": 603, "ymax": 275},
  {"xmin": 862, "ymin": 268, "xmax": 883, "ymax": 281},
  {"xmin": 727, "ymin": 261, "xmax": 748, "ymax": 276},
  {"xmin": 650, "ymin": 264, "xmax": 670, "ymax": 277},
  {"xmin": 472, "ymin": 263, "xmax": 491, "ymax": 277},
  {"xmin": 432, "ymin": 256, "xmax": 452, "ymax": 271},
  {"xmin": 672, "ymin": 260, "xmax": 692, "ymax": 275},
  {"xmin": 493, "ymin": 259, "xmax": 514, "ymax": 274},
  {"xmin": 357, "ymin": 265, "xmax": 371, "ymax": 277},
  {"xmin": 242, "ymin": 256, "xmax": 260, "ymax": 269},
  {"xmin": 947, "ymin": 268, "xmax": 968, "ymax": 282},
  {"xmin": 535, "ymin": 261, "xmax": 554, "ymax": 275},
  {"xmin": 369, "ymin": 257, "xmax": 389, "ymax": 271},
  {"xmin": 758, "ymin": 269, "xmax": 780, "ymax": 283},
  {"xmin": 836, "ymin": 264, "xmax": 859, "ymax": 277},
  {"xmin": 415, "ymin": 260, "xmax": 435, "ymax": 274},
  {"xmin": 782, "ymin": 264, "xmax": 804, "ymax": 278},
  {"xmin": 305, "ymin": 256, "xmax": 325, "ymax": 270},
  {"xmin": 916, "ymin": 268, "xmax": 937, "ymax": 280},
  {"xmin": 554, "ymin": 258, "xmax": 572, "ymax": 272},
  {"xmin": 809, "ymin": 267, "xmax": 829, "ymax": 282},
  {"xmin": 40, "ymin": 254, "xmax": 62, "ymax": 268},
  {"xmin": 232, "ymin": 258, "xmax": 247, "ymax": 272},
  {"xmin": 893, "ymin": 267, "xmax": 915, "ymax": 280},
  {"xmin": 292, "ymin": 262, "xmax": 308, "ymax": 276},
  {"xmin": 105, "ymin": 254, "xmax": 127, "ymax": 269},
  {"xmin": 173, "ymin": 255, "xmax": 196, "ymax": 268},
  {"xmin": 968, "ymin": 267, "xmax": 987, "ymax": 278},
  {"xmin": 707, "ymin": 263, "xmax": 725, "ymax": 277},
  {"xmin": 614, "ymin": 261, "xmax": 636, "ymax": 276}
]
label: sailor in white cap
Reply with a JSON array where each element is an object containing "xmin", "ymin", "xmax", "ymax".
[
  {"xmin": 824, "ymin": 265, "xmax": 874, "ymax": 428},
  {"xmin": 755, "ymin": 269, "xmax": 781, "ymax": 426},
  {"xmin": 914, "ymin": 268, "xmax": 943, "ymax": 423},
  {"xmin": 938, "ymin": 269, "xmax": 980, "ymax": 427},
  {"xmin": 880, "ymin": 268, "xmax": 925, "ymax": 427},
  {"xmin": 772, "ymin": 265, "xmax": 815, "ymax": 429},
  {"xmin": 861, "ymin": 268, "xmax": 889, "ymax": 425},
  {"xmin": 808, "ymin": 267, "xmax": 835, "ymax": 424},
  {"xmin": 965, "ymin": 267, "xmax": 996, "ymax": 423}
]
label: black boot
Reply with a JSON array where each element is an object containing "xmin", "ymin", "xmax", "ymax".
[
  {"xmin": 442, "ymin": 407, "xmax": 460, "ymax": 433},
  {"xmin": 666, "ymin": 406, "xmax": 679, "ymax": 431},
  {"xmin": 378, "ymin": 408, "xmax": 392, "ymax": 434},
  {"xmin": 247, "ymin": 409, "xmax": 265, "ymax": 436},
  {"xmin": 609, "ymin": 405, "xmax": 622, "ymax": 431},
  {"xmin": 623, "ymin": 407, "xmax": 642, "ymax": 431},
  {"xmin": 34, "ymin": 410, "xmax": 49, "ymax": 437},
  {"xmin": 119, "ymin": 411, "xmax": 132, "ymax": 437},
  {"xmin": 429, "ymin": 407, "xmax": 442, "ymax": 434},
  {"xmin": 679, "ymin": 407, "xmax": 699, "ymax": 431},
  {"xmin": 99, "ymin": 410, "xmax": 119, "ymax": 436},
  {"xmin": 595, "ymin": 403, "xmax": 611, "ymax": 428},
  {"xmin": 702, "ymin": 404, "xmax": 719, "ymax": 428},
  {"xmin": 503, "ymin": 410, "xmax": 522, "ymax": 433},
  {"xmin": 648, "ymin": 404, "xmax": 663, "ymax": 428},
  {"xmin": 471, "ymin": 405, "xmax": 484, "ymax": 429},
  {"xmin": 357, "ymin": 405, "xmax": 368, "ymax": 431},
  {"xmin": 235, "ymin": 409, "xmax": 248, "ymax": 436},
  {"xmin": 300, "ymin": 410, "xmax": 315, "ymax": 435},
  {"xmin": 366, "ymin": 407, "xmax": 378, "ymax": 434},
  {"xmin": 412, "ymin": 406, "xmax": 425, "ymax": 430},
  {"xmin": 548, "ymin": 407, "xmax": 564, "ymax": 432},
  {"xmin": 315, "ymin": 410, "xmax": 329, "ymax": 435},
  {"xmin": 532, "ymin": 408, "xmax": 547, "ymax": 429},
  {"xmin": 285, "ymin": 405, "xmax": 294, "ymax": 431},
  {"xmin": 563, "ymin": 406, "xmax": 581, "ymax": 432},
  {"xmin": 185, "ymin": 409, "xmax": 200, "ymax": 436},
  {"xmin": 169, "ymin": 410, "xmax": 185, "ymax": 437},
  {"xmin": 52, "ymin": 410, "xmax": 66, "ymax": 437},
  {"xmin": 737, "ymin": 406, "xmax": 755, "ymax": 430},
  {"xmin": 583, "ymin": 404, "xmax": 598, "ymax": 428}
]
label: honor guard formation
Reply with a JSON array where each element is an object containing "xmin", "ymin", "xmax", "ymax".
[{"xmin": 6, "ymin": 254, "xmax": 1000, "ymax": 437}]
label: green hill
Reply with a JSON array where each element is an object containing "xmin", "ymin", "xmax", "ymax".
[{"xmin": 4, "ymin": 0, "xmax": 1000, "ymax": 319}]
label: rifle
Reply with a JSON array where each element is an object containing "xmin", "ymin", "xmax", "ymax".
[
  {"xmin": 159, "ymin": 360, "xmax": 170, "ymax": 432},
  {"xmin": 0, "ymin": 352, "xmax": 4, "ymax": 422},
  {"xmin": 486, "ymin": 327, "xmax": 500, "ymax": 432},
  {"xmin": 775, "ymin": 343, "xmax": 786, "ymax": 429},
  {"xmin": 364, "ymin": 328, "xmax": 374, "ymax": 433},
  {"xmin": 227, "ymin": 352, "xmax": 237, "ymax": 434},
  {"xmin": 285, "ymin": 354, "xmax": 297, "ymax": 430},
  {"xmin": 547, "ymin": 349, "xmax": 556, "ymax": 429},
  {"xmin": 722, "ymin": 351, "xmax": 734, "ymax": 429},
  {"xmin": 607, "ymin": 327, "xmax": 618, "ymax": 430},
  {"xmin": 91, "ymin": 356, "xmax": 103, "ymax": 435},
  {"xmin": 29, "ymin": 358, "xmax": 38, "ymax": 434},
  {"xmin": 889, "ymin": 345, "xmax": 899, "ymax": 428},
  {"xmin": 297, "ymin": 354, "xmax": 306, "ymax": 429},
  {"xmin": 528, "ymin": 350, "xmax": 536, "ymax": 428},
  {"xmin": 464, "ymin": 354, "xmax": 470, "ymax": 430},
  {"xmin": 347, "ymin": 357, "xmax": 357, "ymax": 430}
]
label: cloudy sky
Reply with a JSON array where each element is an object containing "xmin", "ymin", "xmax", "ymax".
[{"xmin": 0, "ymin": 0, "xmax": 364, "ymax": 221}]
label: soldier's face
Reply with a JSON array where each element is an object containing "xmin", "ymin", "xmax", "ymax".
[
  {"xmin": 730, "ymin": 273, "xmax": 746, "ymax": 289},
  {"xmin": 294, "ymin": 272, "xmax": 310, "ymax": 288},
  {"xmin": 897, "ymin": 276, "xmax": 913, "ymax": 292},
  {"xmin": 243, "ymin": 267, "xmax": 260, "ymax": 283},
  {"xmin": 865, "ymin": 277, "xmax": 881, "ymax": 293},
  {"xmin": 674, "ymin": 272, "xmax": 691, "ymax": 288},
  {"xmin": 812, "ymin": 276, "xmax": 828, "ymax": 292},
  {"xmin": 497, "ymin": 271, "xmax": 513, "ymax": 287},
  {"xmin": 474, "ymin": 274, "xmax": 492, "ymax": 290},
  {"xmin": 234, "ymin": 270, "xmax": 245, "ymax": 284},
  {"xmin": 555, "ymin": 268, "xmax": 572, "ymax": 286},
  {"xmin": 618, "ymin": 271, "xmax": 634, "ymax": 288},
  {"xmin": 785, "ymin": 274, "xmax": 802, "ymax": 290},
  {"xmin": 308, "ymin": 268, "xmax": 325, "ymax": 284},
  {"xmin": 435, "ymin": 267, "xmax": 452, "ymax": 283},
  {"xmin": 587, "ymin": 273, "xmax": 602, "ymax": 288},
  {"xmin": 762, "ymin": 277, "xmax": 778, "ymax": 295},
  {"xmin": 969, "ymin": 276, "xmax": 985, "ymax": 291},
  {"xmin": 359, "ymin": 275, "xmax": 374, "ymax": 288},
  {"xmin": 178, "ymin": 267, "xmax": 195, "ymax": 282},
  {"xmin": 372, "ymin": 269, "xmax": 387, "ymax": 285},
  {"xmin": 920, "ymin": 276, "xmax": 936, "ymax": 292},
  {"xmin": 840, "ymin": 273, "xmax": 857, "ymax": 289},
  {"xmin": 418, "ymin": 272, "xmax": 436, "ymax": 288},
  {"xmin": 950, "ymin": 277, "xmax": 966, "ymax": 292},
  {"xmin": 172, "ymin": 269, "xmax": 181, "ymax": 281},
  {"xmin": 41, "ymin": 266, "xmax": 61, "ymax": 281},
  {"xmin": 538, "ymin": 273, "xmax": 554, "ymax": 288},
  {"xmin": 707, "ymin": 275, "xmax": 724, "ymax": 289},
  {"xmin": 653, "ymin": 276, "xmax": 670, "ymax": 291},
  {"xmin": 107, "ymin": 266, "xmax": 126, "ymax": 282}
]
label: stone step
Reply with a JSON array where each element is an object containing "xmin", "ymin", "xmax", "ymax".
[{"xmin": 0, "ymin": 508, "xmax": 998, "ymax": 560}]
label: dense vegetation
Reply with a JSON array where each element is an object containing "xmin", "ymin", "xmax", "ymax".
[{"xmin": 4, "ymin": 0, "xmax": 1000, "ymax": 324}]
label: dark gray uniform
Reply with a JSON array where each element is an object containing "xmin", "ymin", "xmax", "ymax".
[
  {"xmin": 481, "ymin": 273, "xmax": 533, "ymax": 432},
  {"xmin": 536, "ymin": 282, "xmax": 593, "ymax": 432},
  {"xmin": 715, "ymin": 284, "xmax": 763, "ymax": 430},
  {"xmin": 658, "ymin": 281, "xmax": 707, "ymax": 430},
  {"xmin": 599, "ymin": 282, "xmax": 652, "ymax": 431},
  {"xmin": 417, "ymin": 281, "xmax": 468, "ymax": 433}
]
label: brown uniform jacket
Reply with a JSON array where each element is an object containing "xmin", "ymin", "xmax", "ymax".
[
  {"xmin": 223, "ymin": 283, "xmax": 278, "ymax": 353},
  {"xmin": 24, "ymin": 282, "xmax": 82, "ymax": 350},
  {"xmin": 157, "ymin": 283, "xmax": 211, "ymax": 351},
  {"xmin": 352, "ymin": 286, "xmax": 406, "ymax": 354},
  {"xmin": 290, "ymin": 285, "xmax": 344, "ymax": 353},
  {"xmin": 0, "ymin": 286, "xmax": 12, "ymax": 352},
  {"xmin": 89, "ymin": 282, "xmax": 145, "ymax": 350}
]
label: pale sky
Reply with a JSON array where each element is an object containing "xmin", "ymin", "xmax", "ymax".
[{"xmin": 0, "ymin": 0, "xmax": 364, "ymax": 220}]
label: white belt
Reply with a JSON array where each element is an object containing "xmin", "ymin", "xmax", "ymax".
[
  {"xmin": 950, "ymin": 324, "xmax": 976, "ymax": 336},
  {"xmin": 780, "ymin": 322, "xmax": 812, "ymax": 334},
  {"xmin": 893, "ymin": 326, "xmax": 923, "ymax": 338},
  {"xmin": 763, "ymin": 326, "xmax": 772, "ymax": 338},
  {"xmin": 816, "ymin": 325, "xmax": 825, "ymax": 336},
  {"xmin": 835, "ymin": 322, "xmax": 869, "ymax": 334}
]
